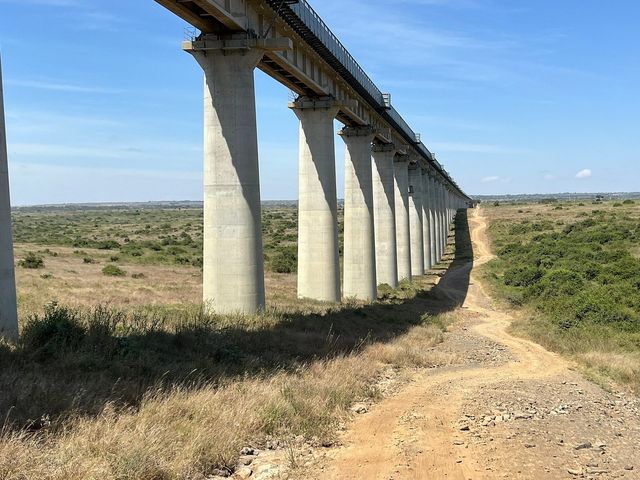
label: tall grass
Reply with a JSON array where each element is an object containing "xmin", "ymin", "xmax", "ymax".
[{"xmin": 0, "ymin": 290, "xmax": 457, "ymax": 478}]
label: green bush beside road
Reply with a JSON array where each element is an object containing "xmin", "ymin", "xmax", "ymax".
[{"xmin": 483, "ymin": 202, "xmax": 640, "ymax": 390}]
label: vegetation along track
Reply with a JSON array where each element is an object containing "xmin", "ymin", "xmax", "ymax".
[{"xmin": 310, "ymin": 208, "xmax": 640, "ymax": 480}]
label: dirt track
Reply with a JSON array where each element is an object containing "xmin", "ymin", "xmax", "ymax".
[{"xmin": 311, "ymin": 208, "xmax": 640, "ymax": 480}]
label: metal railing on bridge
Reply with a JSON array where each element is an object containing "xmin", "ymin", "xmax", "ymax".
[{"xmin": 269, "ymin": 0, "xmax": 465, "ymax": 195}]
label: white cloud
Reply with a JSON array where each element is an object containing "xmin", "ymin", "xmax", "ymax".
[
  {"xmin": 6, "ymin": 78, "xmax": 124, "ymax": 94},
  {"xmin": 575, "ymin": 169, "xmax": 592, "ymax": 179},
  {"xmin": 481, "ymin": 175, "xmax": 500, "ymax": 183}
]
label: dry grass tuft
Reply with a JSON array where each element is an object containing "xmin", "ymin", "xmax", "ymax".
[
  {"xmin": 0, "ymin": 322, "xmax": 445, "ymax": 479},
  {"xmin": 578, "ymin": 351, "xmax": 640, "ymax": 391}
]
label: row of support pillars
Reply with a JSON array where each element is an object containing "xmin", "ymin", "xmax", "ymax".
[
  {"xmin": 184, "ymin": 39, "xmax": 468, "ymax": 313},
  {"xmin": 0, "ymin": 40, "xmax": 469, "ymax": 340}
]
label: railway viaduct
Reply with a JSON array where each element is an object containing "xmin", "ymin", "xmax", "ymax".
[{"xmin": 0, "ymin": 0, "xmax": 472, "ymax": 340}]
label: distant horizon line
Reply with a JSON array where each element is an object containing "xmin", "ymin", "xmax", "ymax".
[{"xmin": 11, "ymin": 191, "xmax": 640, "ymax": 209}]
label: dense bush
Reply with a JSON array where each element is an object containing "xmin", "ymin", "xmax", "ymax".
[
  {"xmin": 503, "ymin": 265, "xmax": 542, "ymax": 287},
  {"xmin": 269, "ymin": 245, "xmax": 297, "ymax": 273},
  {"xmin": 19, "ymin": 252, "xmax": 45, "ymax": 269},
  {"xmin": 491, "ymin": 213, "xmax": 640, "ymax": 331},
  {"xmin": 102, "ymin": 265, "xmax": 126, "ymax": 277}
]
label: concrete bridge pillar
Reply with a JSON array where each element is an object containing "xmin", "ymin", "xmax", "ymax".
[
  {"xmin": 289, "ymin": 97, "xmax": 341, "ymax": 302},
  {"xmin": 0, "ymin": 58, "xmax": 18, "ymax": 342},
  {"xmin": 427, "ymin": 174, "xmax": 437, "ymax": 268},
  {"xmin": 421, "ymin": 169, "xmax": 432, "ymax": 273},
  {"xmin": 184, "ymin": 40, "xmax": 266, "ymax": 314},
  {"xmin": 372, "ymin": 143, "xmax": 398, "ymax": 288},
  {"xmin": 438, "ymin": 182, "xmax": 447, "ymax": 259},
  {"xmin": 394, "ymin": 157, "xmax": 412, "ymax": 281},
  {"xmin": 431, "ymin": 176, "xmax": 441, "ymax": 264},
  {"xmin": 340, "ymin": 126, "xmax": 377, "ymax": 301},
  {"xmin": 408, "ymin": 166, "xmax": 424, "ymax": 277}
]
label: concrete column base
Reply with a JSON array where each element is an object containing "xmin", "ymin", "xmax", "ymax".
[
  {"xmin": 340, "ymin": 126, "xmax": 376, "ymax": 301},
  {"xmin": 408, "ymin": 166, "xmax": 424, "ymax": 277},
  {"xmin": 372, "ymin": 143, "xmax": 398, "ymax": 288},
  {"xmin": 428, "ymin": 175, "xmax": 437, "ymax": 268},
  {"xmin": 290, "ymin": 97, "xmax": 341, "ymax": 302},
  {"xmin": 0, "ymin": 58, "xmax": 18, "ymax": 342},
  {"xmin": 394, "ymin": 157, "xmax": 412, "ymax": 281},
  {"xmin": 421, "ymin": 169, "xmax": 432, "ymax": 272},
  {"xmin": 185, "ymin": 40, "xmax": 266, "ymax": 314}
]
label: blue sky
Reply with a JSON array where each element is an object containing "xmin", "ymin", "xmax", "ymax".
[{"xmin": 0, "ymin": 0, "xmax": 638, "ymax": 205}]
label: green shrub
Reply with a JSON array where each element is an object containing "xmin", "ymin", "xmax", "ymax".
[
  {"xmin": 503, "ymin": 265, "xmax": 543, "ymax": 287},
  {"xmin": 131, "ymin": 273, "xmax": 146, "ymax": 279},
  {"xmin": 97, "ymin": 240, "xmax": 120, "ymax": 250},
  {"xmin": 21, "ymin": 303, "xmax": 85, "ymax": 358},
  {"xmin": 269, "ymin": 246, "xmax": 297, "ymax": 273},
  {"xmin": 83, "ymin": 257, "xmax": 96, "ymax": 264},
  {"xmin": 19, "ymin": 252, "xmax": 45, "ymax": 269},
  {"xmin": 527, "ymin": 269, "xmax": 584, "ymax": 299},
  {"xmin": 102, "ymin": 265, "xmax": 126, "ymax": 277}
]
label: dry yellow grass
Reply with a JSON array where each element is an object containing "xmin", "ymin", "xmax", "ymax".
[
  {"xmin": 14, "ymin": 243, "xmax": 202, "ymax": 316},
  {"xmin": 0, "ymin": 315, "xmax": 458, "ymax": 480},
  {"xmin": 578, "ymin": 351, "xmax": 640, "ymax": 389},
  {"xmin": 1, "ymin": 208, "xmax": 468, "ymax": 479}
]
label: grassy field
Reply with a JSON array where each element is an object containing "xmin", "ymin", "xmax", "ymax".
[
  {"xmin": 11, "ymin": 204, "xmax": 310, "ymax": 316},
  {"xmin": 481, "ymin": 199, "xmax": 640, "ymax": 391},
  {"xmin": 0, "ymin": 204, "xmax": 468, "ymax": 480}
]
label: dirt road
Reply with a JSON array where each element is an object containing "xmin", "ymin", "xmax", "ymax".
[{"xmin": 313, "ymin": 208, "xmax": 640, "ymax": 480}]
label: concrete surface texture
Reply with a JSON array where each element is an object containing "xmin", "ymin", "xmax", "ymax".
[
  {"xmin": 186, "ymin": 45, "xmax": 266, "ymax": 314},
  {"xmin": 408, "ymin": 167, "xmax": 425, "ymax": 277},
  {"xmin": 372, "ymin": 145, "xmax": 399, "ymax": 288},
  {"xmin": 341, "ymin": 126, "xmax": 377, "ymax": 300},
  {"xmin": 421, "ymin": 170, "xmax": 432, "ymax": 272},
  {"xmin": 394, "ymin": 159, "xmax": 412, "ymax": 281},
  {"xmin": 290, "ymin": 97, "xmax": 341, "ymax": 302},
  {"xmin": 0, "ymin": 57, "xmax": 18, "ymax": 342}
]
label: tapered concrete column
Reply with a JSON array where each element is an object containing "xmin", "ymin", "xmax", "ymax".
[
  {"xmin": 372, "ymin": 143, "xmax": 398, "ymax": 288},
  {"xmin": 184, "ymin": 39, "xmax": 268, "ymax": 314},
  {"xmin": 428, "ymin": 174, "xmax": 437, "ymax": 268},
  {"xmin": 289, "ymin": 97, "xmax": 341, "ymax": 302},
  {"xmin": 421, "ymin": 169, "xmax": 432, "ymax": 272},
  {"xmin": 340, "ymin": 126, "xmax": 376, "ymax": 300},
  {"xmin": 394, "ymin": 157, "xmax": 412, "ymax": 280},
  {"xmin": 431, "ymin": 177, "xmax": 441, "ymax": 264},
  {"xmin": 0, "ymin": 58, "xmax": 18, "ymax": 342},
  {"xmin": 408, "ymin": 166, "xmax": 424, "ymax": 277},
  {"xmin": 438, "ymin": 182, "xmax": 447, "ymax": 258}
]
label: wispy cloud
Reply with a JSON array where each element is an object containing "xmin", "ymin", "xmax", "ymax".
[
  {"xmin": 11, "ymin": 161, "xmax": 200, "ymax": 181},
  {"xmin": 481, "ymin": 175, "xmax": 500, "ymax": 182},
  {"xmin": 6, "ymin": 78, "xmax": 124, "ymax": 94},
  {"xmin": 576, "ymin": 168, "xmax": 592, "ymax": 179},
  {"xmin": 0, "ymin": 0, "xmax": 124, "ymax": 31},
  {"xmin": 0, "ymin": 0, "xmax": 81, "ymax": 5},
  {"xmin": 10, "ymin": 141, "xmax": 200, "ymax": 160}
]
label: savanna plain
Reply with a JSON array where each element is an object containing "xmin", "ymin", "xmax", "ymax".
[{"xmin": 1, "ymin": 200, "xmax": 639, "ymax": 480}]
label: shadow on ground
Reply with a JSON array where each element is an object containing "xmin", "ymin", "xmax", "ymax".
[{"xmin": 0, "ymin": 210, "xmax": 474, "ymax": 428}]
